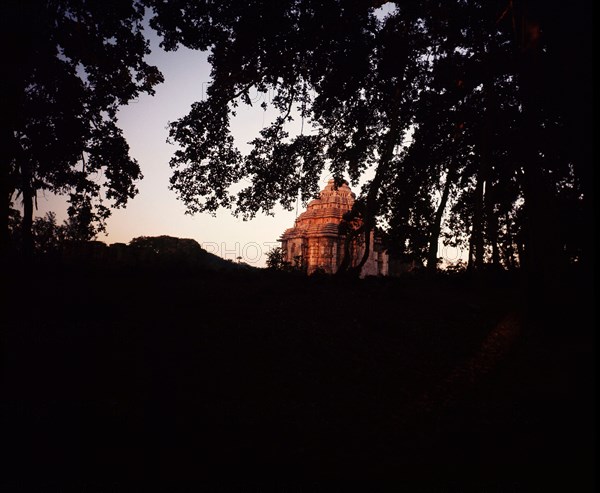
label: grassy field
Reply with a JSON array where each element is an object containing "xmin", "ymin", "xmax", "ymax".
[{"xmin": 2, "ymin": 266, "xmax": 594, "ymax": 489}]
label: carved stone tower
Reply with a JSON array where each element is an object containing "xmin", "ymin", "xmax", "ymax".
[{"xmin": 279, "ymin": 179, "xmax": 388, "ymax": 276}]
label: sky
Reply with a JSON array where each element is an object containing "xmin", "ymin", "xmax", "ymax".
[
  {"xmin": 35, "ymin": 27, "xmax": 311, "ymax": 267},
  {"xmin": 34, "ymin": 4, "xmax": 465, "ymax": 267}
]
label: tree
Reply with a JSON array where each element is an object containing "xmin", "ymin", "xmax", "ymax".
[
  {"xmin": 31, "ymin": 212, "xmax": 66, "ymax": 255},
  {"xmin": 146, "ymin": 0, "xmax": 591, "ymax": 278},
  {"xmin": 147, "ymin": 0, "xmax": 431, "ymax": 275},
  {"xmin": 265, "ymin": 246, "xmax": 287, "ymax": 271},
  {"xmin": 8, "ymin": 210, "xmax": 93, "ymax": 256},
  {"xmin": 1, "ymin": 0, "xmax": 163, "ymax": 256}
]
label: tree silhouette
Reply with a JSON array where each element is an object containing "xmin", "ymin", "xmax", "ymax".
[
  {"xmin": 147, "ymin": 1, "xmax": 430, "ymax": 274},
  {"xmin": 266, "ymin": 246, "xmax": 287, "ymax": 271},
  {"xmin": 146, "ymin": 0, "xmax": 591, "ymax": 276},
  {"xmin": 1, "ymin": 0, "xmax": 163, "ymax": 256}
]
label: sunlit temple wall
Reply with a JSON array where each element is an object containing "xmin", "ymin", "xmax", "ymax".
[{"xmin": 279, "ymin": 180, "xmax": 388, "ymax": 277}]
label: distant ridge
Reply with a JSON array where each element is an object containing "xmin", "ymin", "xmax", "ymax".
[{"xmin": 48, "ymin": 235, "xmax": 256, "ymax": 272}]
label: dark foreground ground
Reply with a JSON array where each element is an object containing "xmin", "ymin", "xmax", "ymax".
[{"xmin": 2, "ymin": 265, "xmax": 594, "ymax": 490}]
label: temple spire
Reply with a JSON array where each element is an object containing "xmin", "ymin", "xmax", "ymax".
[{"xmin": 279, "ymin": 180, "xmax": 388, "ymax": 276}]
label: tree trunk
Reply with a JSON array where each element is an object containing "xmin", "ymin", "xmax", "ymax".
[
  {"xmin": 21, "ymin": 161, "xmax": 34, "ymax": 257},
  {"xmin": 467, "ymin": 229, "xmax": 475, "ymax": 273},
  {"xmin": 485, "ymin": 191, "xmax": 501, "ymax": 268},
  {"xmin": 0, "ymin": 159, "xmax": 9, "ymax": 255},
  {"xmin": 513, "ymin": 3, "xmax": 563, "ymax": 285},
  {"xmin": 1, "ymin": 124, "xmax": 15, "ymax": 256},
  {"xmin": 350, "ymin": 227, "xmax": 371, "ymax": 277},
  {"xmin": 471, "ymin": 171, "xmax": 485, "ymax": 270},
  {"xmin": 426, "ymin": 165, "xmax": 454, "ymax": 272},
  {"xmin": 481, "ymin": 82, "xmax": 500, "ymax": 269},
  {"xmin": 338, "ymin": 236, "xmax": 352, "ymax": 273},
  {"xmin": 350, "ymin": 117, "xmax": 401, "ymax": 275},
  {"xmin": 471, "ymin": 81, "xmax": 496, "ymax": 272},
  {"xmin": 520, "ymin": 143, "xmax": 559, "ymax": 278},
  {"xmin": 519, "ymin": 0, "xmax": 592, "ymax": 271}
]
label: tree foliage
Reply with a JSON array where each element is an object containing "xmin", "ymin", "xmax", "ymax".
[
  {"xmin": 8, "ymin": 210, "xmax": 97, "ymax": 256},
  {"xmin": 1, "ymin": 0, "xmax": 163, "ymax": 255},
  {"xmin": 265, "ymin": 246, "xmax": 287, "ymax": 270},
  {"xmin": 1, "ymin": 0, "xmax": 590, "ymax": 278},
  {"xmin": 147, "ymin": 0, "xmax": 430, "ymax": 274},
  {"xmin": 146, "ymin": 0, "xmax": 591, "ymax": 277}
]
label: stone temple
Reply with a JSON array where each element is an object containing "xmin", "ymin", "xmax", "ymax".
[{"xmin": 279, "ymin": 179, "xmax": 388, "ymax": 276}]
